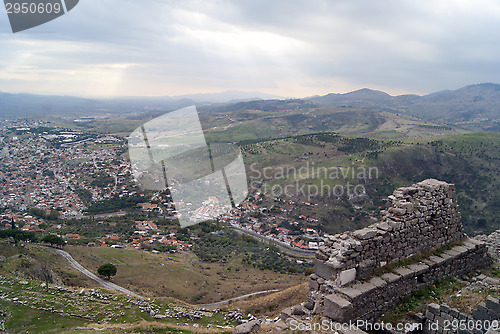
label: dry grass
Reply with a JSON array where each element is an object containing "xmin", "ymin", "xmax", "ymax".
[
  {"xmin": 445, "ymin": 289, "xmax": 496, "ymax": 314},
  {"xmin": 0, "ymin": 244, "xmax": 97, "ymax": 288},
  {"xmin": 444, "ymin": 265, "xmax": 500, "ymax": 314},
  {"xmin": 49, "ymin": 250, "xmax": 98, "ymax": 288},
  {"xmin": 81, "ymin": 321, "xmax": 229, "ymax": 334},
  {"xmin": 130, "ymin": 321, "xmax": 231, "ymax": 333},
  {"xmin": 222, "ymin": 283, "xmax": 308, "ymax": 317},
  {"xmin": 64, "ymin": 246, "xmax": 307, "ymax": 304}
]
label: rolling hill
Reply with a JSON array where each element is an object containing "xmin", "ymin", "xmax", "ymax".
[
  {"xmin": 1, "ymin": 84, "xmax": 499, "ymax": 133},
  {"xmin": 308, "ymin": 83, "xmax": 500, "ymax": 131}
]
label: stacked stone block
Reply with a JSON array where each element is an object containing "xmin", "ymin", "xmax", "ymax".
[
  {"xmin": 315, "ymin": 179, "xmax": 466, "ymax": 285},
  {"xmin": 307, "ymin": 179, "xmax": 492, "ymax": 324},
  {"xmin": 311, "ymin": 238, "xmax": 490, "ymax": 322},
  {"xmin": 423, "ymin": 298, "xmax": 500, "ymax": 334},
  {"xmin": 476, "ymin": 230, "xmax": 500, "ymax": 262}
]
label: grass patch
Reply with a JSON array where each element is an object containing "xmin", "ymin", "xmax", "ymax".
[
  {"xmin": 381, "ymin": 277, "xmax": 466, "ymax": 324},
  {"xmin": 0, "ymin": 274, "xmax": 243, "ymax": 333},
  {"xmin": 0, "ymin": 299, "xmax": 88, "ymax": 333},
  {"xmin": 222, "ymin": 283, "xmax": 308, "ymax": 318}
]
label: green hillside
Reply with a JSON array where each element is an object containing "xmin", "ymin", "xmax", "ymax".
[
  {"xmin": 201, "ymin": 107, "xmax": 466, "ymax": 143},
  {"xmin": 238, "ymin": 132, "xmax": 500, "ymax": 235}
]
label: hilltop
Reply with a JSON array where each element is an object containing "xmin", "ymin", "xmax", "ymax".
[{"xmin": 308, "ymin": 83, "xmax": 500, "ymax": 131}]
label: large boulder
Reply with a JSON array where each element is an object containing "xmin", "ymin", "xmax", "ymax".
[
  {"xmin": 291, "ymin": 305, "xmax": 307, "ymax": 316},
  {"xmin": 233, "ymin": 319, "xmax": 260, "ymax": 334}
]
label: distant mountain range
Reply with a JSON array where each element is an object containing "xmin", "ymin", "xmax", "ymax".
[
  {"xmin": 307, "ymin": 83, "xmax": 500, "ymax": 131},
  {"xmin": 0, "ymin": 90, "xmax": 282, "ymax": 119},
  {"xmin": 0, "ymin": 84, "xmax": 499, "ymax": 131}
]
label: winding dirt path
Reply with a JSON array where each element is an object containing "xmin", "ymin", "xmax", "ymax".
[
  {"xmin": 48, "ymin": 247, "xmax": 284, "ymax": 308},
  {"xmin": 196, "ymin": 289, "xmax": 280, "ymax": 308},
  {"xmin": 46, "ymin": 247, "xmax": 144, "ymax": 299}
]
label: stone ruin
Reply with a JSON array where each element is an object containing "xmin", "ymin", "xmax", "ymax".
[
  {"xmin": 315, "ymin": 179, "xmax": 466, "ymax": 285},
  {"xmin": 283, "ymin": 179, "xmax": 492, "ymax": 324},
  {"xmin": 422, "ymin": 298, "xmax": 500, "ymax": 334}
]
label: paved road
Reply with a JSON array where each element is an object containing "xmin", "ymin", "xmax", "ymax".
[
  {"xmin": 230, "ymin": 226, "xmax": 316, "ymax": 259},
  {"xmin": 45, "ymin": 247, "xmax": 144, "ymax": 299},
  {"xmin": 196, "ymin": 289, "xmax": 280, "ymax": 308}
]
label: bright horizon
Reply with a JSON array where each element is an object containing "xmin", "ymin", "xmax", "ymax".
[
  {"xmin": 1, "ymin": 1, "xmax": 500, "ymax": 98},
  {"xmin": 0, "ymin": 85, "xmax": 457, "ymax": 100}
]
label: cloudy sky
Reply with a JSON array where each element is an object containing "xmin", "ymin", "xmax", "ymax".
[{"xmin": 1, "ymin": 0, "xmax": 500, "ymax": 98}]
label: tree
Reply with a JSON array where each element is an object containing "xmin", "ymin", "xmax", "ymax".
[
  {"xmin": 97, "ymin": 263, "xmax": 117, "ymax": 280},
  {"xmin": 42, "ymin": 235, "xmax": 65, "ymax": 248},
  {"xmin": 29, "ymin": 208, "xmax": 47, "ymax": 219},
  {"xmin": 39, "ymin": 258, "xmax": 53, "ymax": 290},
  {"xmin": 0, "ymin": 230, "xmax": 37, "ymax": 243}
]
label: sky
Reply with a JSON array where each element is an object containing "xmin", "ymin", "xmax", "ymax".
[{"xmin": 1, "ymin": 0, "xmax": 500, "ymax": 98}]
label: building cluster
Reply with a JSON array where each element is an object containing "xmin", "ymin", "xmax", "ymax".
[
  {"xmin": 0, "ymin": 121, "xmax": 137, "ymax": 217},
  {"xmin": 130, "ymin": 220, "xmax": 192, "ymax": 251},
  {"xmin": 0, "ymin": 120, "xmax": 326, "ymax": 253},
  {"xmin": 217, "ymin": 193, "xmax": 324, "ymax": 251},
  {"xmin": 0, "ymin": 213, "xmax": 44, "ymax": 232}
]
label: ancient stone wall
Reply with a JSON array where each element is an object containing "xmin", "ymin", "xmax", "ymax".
[
  {"xmin": 315, "ymin": 179, "xmax": 466, "ymax": 285},
  {"xmin": 476, "ymin": 229, "xmax": 500, "ymax": 262},
  {"xmin": 304, "ymin": 179, "xmax": 492, "ymax": 324},
  {"xmin": 311, "ymin": 238, "xmax": 490, "ymax": 322}
]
